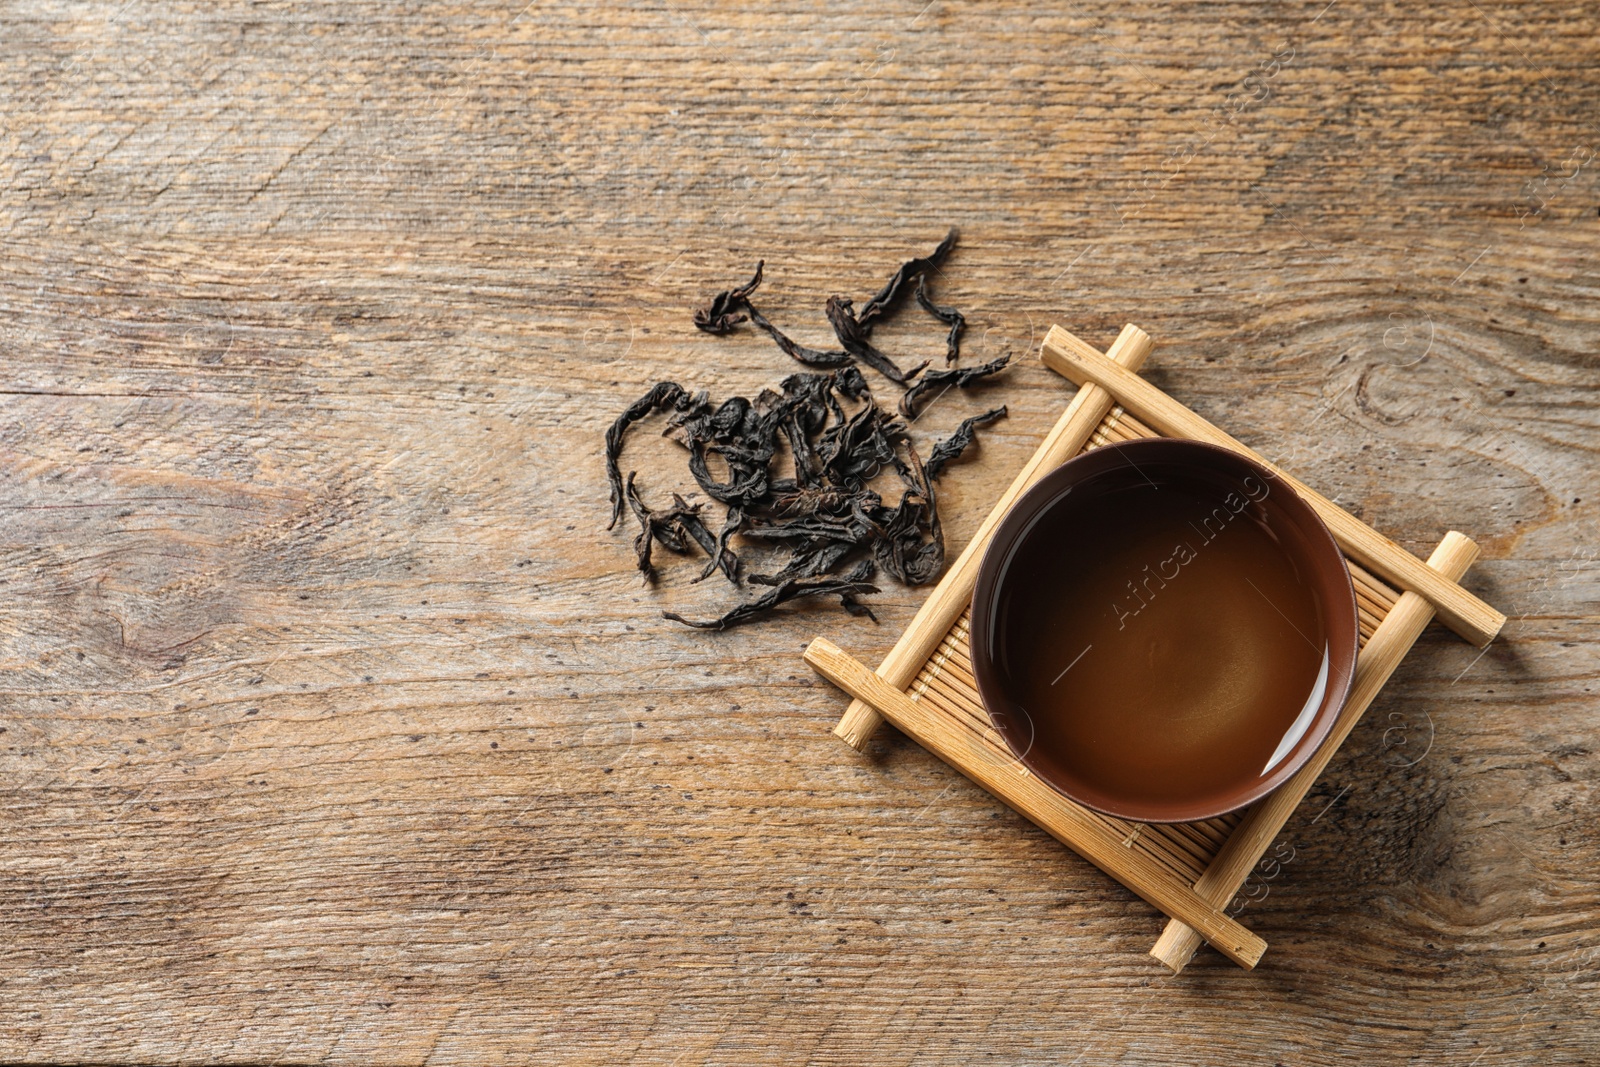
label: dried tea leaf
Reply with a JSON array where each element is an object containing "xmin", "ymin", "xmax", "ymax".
[
  {"xmin": 606, "ymin": 381, "xmax": 688, "ymax": 530},
  {"xmin": 663, "ymin": 573, "xmax": 881, "ymax": 631},
  {"xmin": 915, "ymin": 273, "xmax": 965, "ymax": 363},
  {"xmin": 866, "ymin": 442, "xmax": 943, "ymax": 585},
  {"xmin": 745, "ymin": 304, "xmax": 852, "ymax": 368},
  {"xmin": 747, "ymin": 538, "xmax": 860, "ymax": 586},
  {"xmin": 769, "ymin": 485, "xmax": 856, "ymax": 517},
  {"xmin": 694, "ymin": 505, "xmax": 744, "ymax": 585},
  {"xmin": 623, "ymin": 472, "xmax": 692, "ymax": 582},
  {"xmin": 825, "ymin": 296, "xmax": 928, "ymax": 385},
  {"xmin": 816, "ymin": 401, "xmax": 905, "ymax": 489},
  {"xmin": 693, "ymin": 262, "xmax": 764, "ymax": 334},
  {"xmin": 898, "ymin": 355, "xmax": 1012, "ymax": 420},
  {"xmin": 687, "ymin": 438, "xmax": 771, "ymax": 508},
  {"xmin": 839, "ymin": 595, "xmax": 878, "ymax": 621},
  {"xmin": 650, "ymin": 493, "xmax": 743, "ymax": 586},
  {"xmin": 925, "ymin": 406, "xmax": 1008, "ymax": 481},
  {"xmin": 625, "ymin": 474, "xmax": 734, "ymax": 584},
  {"xmin": 859, "ymin": 229, "xmax": 958, "ymax": 329}
]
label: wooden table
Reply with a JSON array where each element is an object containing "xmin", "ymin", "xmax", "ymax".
[{"xmin": 3, "ymin": 2, "xmax": 1596, "ymax": 1062}]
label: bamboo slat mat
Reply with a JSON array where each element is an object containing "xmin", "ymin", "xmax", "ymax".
[{"xmin": 804, "ymin": 322, "xmax": 1505, "ymax": 972}]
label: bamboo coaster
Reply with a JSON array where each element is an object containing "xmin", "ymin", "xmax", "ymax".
[{"xmin": 805, "ymin": 323, "xmax": 1506, "ymax": 972}]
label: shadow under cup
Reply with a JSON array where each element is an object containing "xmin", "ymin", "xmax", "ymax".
[{"xmin": 970, "ymin": 439, "xmax": 1360, "ymax": 824}]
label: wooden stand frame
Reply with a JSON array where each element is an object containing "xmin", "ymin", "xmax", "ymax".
[{"xmin": 804, "ymin": 323, "xmax": 1506, "ymax": 971}]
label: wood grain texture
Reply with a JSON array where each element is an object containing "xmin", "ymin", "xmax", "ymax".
[{"xmin": 1, "ymin": 1, "xmax": 1597, "ymax": 1063}]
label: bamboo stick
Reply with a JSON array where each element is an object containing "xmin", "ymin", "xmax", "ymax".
[
  {"xmin": 915, "ymin": 670, "xmax": 984, "ymax": 711},
  {"xmin": 1148, "ymin": 530, "xmax": 1481, "ymax": 973},
  {"xmin": 804, "ymin": 636, "xmax": 1268, "ymax": 969},
  {"xmin": 1148, "ymin": 824, "xmax": 1216, "ymax": 865},
  {"xmin": 830, "ymin": 324, "xmax": 1155, "ymax": 751},
  {"xmin": 1349, "ymin": 562, "xmax": 1401, "ymax": 609},
  {"xmin": 1039, "ymin": 329, "xmax": 1506, "ymax": 648}
]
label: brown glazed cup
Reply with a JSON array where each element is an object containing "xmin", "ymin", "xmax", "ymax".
[{"xmin": 969, "ymin": 439, "xmax": 1359, "ymax": 823}]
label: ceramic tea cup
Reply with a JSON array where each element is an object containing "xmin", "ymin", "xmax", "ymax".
[{"xmin": 969, "ymin": 438, "xmax": 1359, "ymax": 823}]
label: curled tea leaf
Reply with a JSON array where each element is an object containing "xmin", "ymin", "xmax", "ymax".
[
  {"xmin": 825, "ymin": 296, "xmax": 928, "ymax": 385},
  {"xmin": 915, "ymin": 273, "xmax": 965, "ymax": 364},
  {"xmin": 663, "ymin": 572, "xmax": 881, "ymax": 631},
  {"xmin": 925, "ymin": 406, "xmax": 1008, "ymax": 481},
  {"xmin": 606, "ymin": 381, "xmax": 688, "ymax": 530},
  {"xmin": 898, "ymin": 355, "xmax": 1011, "ymax": 420},
  {"xmin": 859, "ymin": 229, "xmax": 958, "ymax": 328},
  {"xmin": 745, "ymin": 304, "xmax": 852, "ymax": 368},
  {"xmin": 693, "ymin": 262, "xmax": 764, "ymax": 334}
]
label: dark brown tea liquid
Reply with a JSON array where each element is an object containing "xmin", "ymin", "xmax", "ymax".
[{"xmin": 984, "ymin": 468, "xmax": 1330, "ymax": 814}]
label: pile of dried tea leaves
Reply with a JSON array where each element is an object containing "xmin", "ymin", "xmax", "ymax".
[{"xmin": 605, "ymin": 230, "xmax": 1012, "ymax": 630}]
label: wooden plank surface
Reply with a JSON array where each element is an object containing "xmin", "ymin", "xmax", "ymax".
[{"xmin": 1, "ymin": 1, "xmax": 1597, "ymax": 1063}]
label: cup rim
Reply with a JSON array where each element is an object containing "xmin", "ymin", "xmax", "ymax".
[{"xmin": 969, "ymin": 438, "xmax": 1360, "ymax": 824}]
